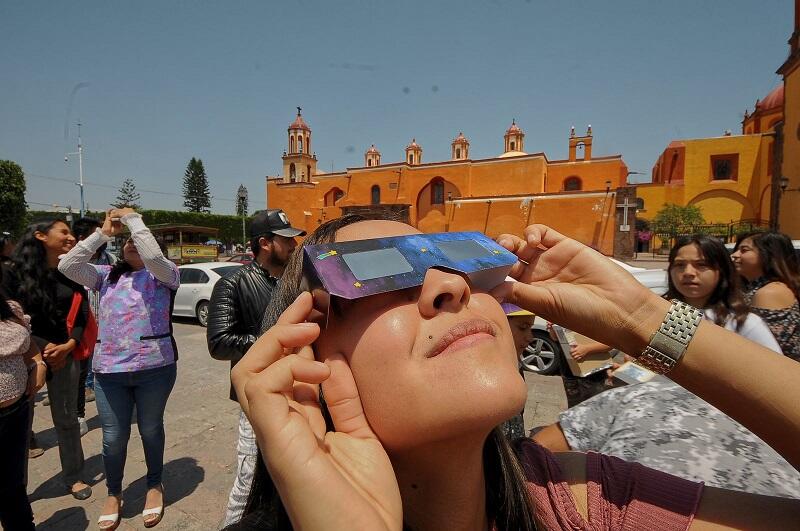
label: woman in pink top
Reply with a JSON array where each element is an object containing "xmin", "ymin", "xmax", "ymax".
[
  {"xmin": 226, "ymin": 216, "xmax": 800, "ymax": 530},
  {"xmin": 0, "ymin": 282, "xmax": 46, "ymax": 530}
]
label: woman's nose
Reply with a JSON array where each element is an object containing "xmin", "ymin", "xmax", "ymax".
[{"xmin": 417, "ymin": 268, "xmax": 471, "ymax": 317}]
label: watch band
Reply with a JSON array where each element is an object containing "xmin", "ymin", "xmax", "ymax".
[{"xmin": 635, "ymin": 300, "xmax": 703, "ymax": 374}]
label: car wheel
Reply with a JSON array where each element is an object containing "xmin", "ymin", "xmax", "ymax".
[
  {"xmin": 520, "ymin": 332, "xmax": 561, "ymax": 375},
  {"xmin": 196, "ymin": 300, "xmax": 210, "ymax": 327}
]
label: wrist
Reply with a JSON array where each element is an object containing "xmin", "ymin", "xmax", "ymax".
[{"xmin": 622, "ymin": 295, "xmax": 671, "ymax": 355}]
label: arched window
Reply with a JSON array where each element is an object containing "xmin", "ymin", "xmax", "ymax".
[
  {"xmin": 289, "ymin": 163, "xmax": 296, "ymax": 182},
  {"xmin": 325, "ymin": 187, "xmax": 345, "ymax": 206},
  {"xmin": 290, "ymin": 136, "xmax": 296, "ymax": 153},
  {"xmin": 335, "ymin": 189, "xmax": 344, "ymax": 202},
  {"xmin": 431, "ymin": 178, "xmax": 445, "ymax": 205},
  {"xmin": 563, "ymin": 176, "xmax": 582, "ymax": 191},
  {"xmin": 408, "ymin": 153, "xmax": 414, "ymax": 164},
  {"xmin": 368, "ymin": 160, "xmax": 372, "ymax": 166},
  {"xmin": 455, "ymin": 148, "xmax": 461, "ymax": 159},
  {"xmin": 306, "ymin": 165, "xmax": 311, "ymax": 180},
  {"xmin": 510, "ymin": 141, "xmax": 516, "ymax": 151},
  {"xmin": 298, "ymin": 136, "xmax": 304, "ymax": 153},
  {"xmin": 635, "ymin": 198, "xmax": 645, "ymax": 210},
  {"xmin": 371, "ymin": 185, "xmax": 381, "ymax": 205}
]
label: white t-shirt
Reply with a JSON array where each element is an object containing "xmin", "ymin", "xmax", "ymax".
[{"xmin": 703, "ymin": 309, "xmax": 782, "ymax": 354}]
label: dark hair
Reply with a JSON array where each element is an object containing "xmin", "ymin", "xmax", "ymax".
[
  {"xmin": 71, "ymin": 217, "xmax": 102, "ymax": 240},
  {"xmin": 0, "ymin": 268, "xmax": 14, "ymax": 320},
  {"xmin": 734, "ymin": 231, "xmax": 800, "ymax": 299},
  {"xmin": 107, "ymin": 234, "xmax": 168, "ymax": 284},
  {"xmin": 232, "ymin": 214, "xmax": 537, "ymax": 531},
  {"xmin": 665, "ymin": 235, "xmax": 748, "ymax": 330},
  {"xmin": 10, "ymin": 219, "xmax": 72, "ymax": 321},
  {"xmin": 250, "ymin": 233, "xmax": 272, "ymax": 259},
  {"xmin": 0, "ymin": 231, "xmax": 13, "ymax": 258}
]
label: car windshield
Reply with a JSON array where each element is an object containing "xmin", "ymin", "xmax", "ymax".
[{"xmin": 211, "ymin": 266, "xmax": 241, "ymax": 277}]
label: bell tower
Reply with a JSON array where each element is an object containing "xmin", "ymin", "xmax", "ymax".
[
  {"xmin": 568, "ymin": 125, "xmax": 593, "ymax": 162},
  {"xmin": 405, "ymin": 138, "xmax": 422, "ymax": 165},
  {"xmin": 282, "ymin": 107, "xmax": 317, "ymax": 183},
  {"xmin": 365, "ymin": 144, "xmax": 381, "ymax": 167},
  {"xmin": 503, "ymin": 119, "xmax": 525, "ymax": 153},
  {"xmin": 451, "ymin": 132, "xmax": 470, "ymax": 160}
]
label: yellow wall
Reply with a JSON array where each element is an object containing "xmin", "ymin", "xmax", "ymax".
[
  {"xmin": 638, "ymin": 135, "xmax": 772, "ymax": 224},
  {"xmin": 780, "ymin": 61, "xmax": 800, "ymax": 237}
]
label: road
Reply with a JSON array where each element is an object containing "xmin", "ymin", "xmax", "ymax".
[{"xmin": 28, "ymin": 319, "xmax": 566, "ymax": 530}]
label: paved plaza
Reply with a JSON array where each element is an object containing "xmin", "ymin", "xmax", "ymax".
[{"xmin": 27, "ymin": 320, "xmax": 567, "ymax": 530}]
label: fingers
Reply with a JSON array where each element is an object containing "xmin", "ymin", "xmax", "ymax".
[{"xmin": 322, "ymin": 354, "xmax": 377, "ymax": 439}]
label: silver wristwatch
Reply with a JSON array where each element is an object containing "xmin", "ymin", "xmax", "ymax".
[{"xmin": 635, "ymin": 300, "xmax": 703, "ymax": 374}]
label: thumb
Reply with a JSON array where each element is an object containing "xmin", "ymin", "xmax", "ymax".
[{"xmin": 490, "ymin": 281, "xmax": 551, "ymax": 316}]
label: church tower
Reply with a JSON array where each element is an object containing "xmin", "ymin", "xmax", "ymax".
[
  {"xmin": 451, "ymin": 132, "xmax": 470, "ymax": 160},
  {"xmin": 503, "ymin": 120, "xmax": 525, "ymax": 154},
  {"xmin": 365, "ymin": 144, "xmax": 381, "ymax": 167},
  {"xmin": 568, "ymin": 125, "xmax": 593, "ymax": 162},
  {"xmin": 405, "ymin": 138, "xmax": 422, "ymax": 165},
  {"xmin": 282, "ymin": 107, "xmax": 317, "ymax": 183}
]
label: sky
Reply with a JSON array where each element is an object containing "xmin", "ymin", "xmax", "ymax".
[{"xmin": 0, "ymin": 0, "xmax": 793, "ymax": 215}]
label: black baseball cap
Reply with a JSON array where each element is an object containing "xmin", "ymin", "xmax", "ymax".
[{"xmin": 250, "ymin": 209, "xmax": 306, "ymax": 238}]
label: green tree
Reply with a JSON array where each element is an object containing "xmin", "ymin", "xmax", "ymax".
[
  {"xmin": 112, "ymin": 178, "xmax": 142, "ymax": 209},
  {"xmin": 651, "ymin": 203, "xmax": 705, "ymax": 235},
  {"xmin": 183, "ymin": 157, "xmax": 211, "ymax": 213},
  {"xmin": 0, "ymin": 160, "xmax": 28, "ymax": 237},
  {"xmin": 236, "ymin": 184, "xmax": 248, "ymax": 217}
]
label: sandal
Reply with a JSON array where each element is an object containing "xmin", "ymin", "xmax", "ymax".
[
  {"xmin": 97, "ymin": 499, "xmax": 122, "ymax": 530},
  {"xmin": 142, "ymin": 484, "xmax": 165, "ymax": 528}
]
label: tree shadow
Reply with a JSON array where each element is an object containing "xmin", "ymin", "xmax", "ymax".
[
  {"xmin": 119, "ymin": 457, "xmax": 205, "ymax": 518},
  {"xmin": 36, "ymin": 506, "xmax": 89, "ymax": 530},
  {"xmin": 29, "ymin": 453, "xmax": 106, "ymax": 502}
]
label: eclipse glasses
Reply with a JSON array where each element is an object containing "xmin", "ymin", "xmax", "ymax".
[{"xmin": 301, "ymin": 231, "xmax": 517, "ymax": 304}]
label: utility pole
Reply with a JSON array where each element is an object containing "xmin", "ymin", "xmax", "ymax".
[{"xmin": 65, "ymin": 121, "xmax": 86, "ymax": 217}]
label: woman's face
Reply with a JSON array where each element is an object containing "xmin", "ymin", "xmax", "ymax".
[
  {"xmin": 730, "ymin": 237, "xmax": 763, "ymax": 281},
  {"xmin": 315, "ymin": 221, "xmax": 526, "ymax": 452},
  {"xmin": 669, "ymin": 243, "xmax": 719, "ymax": 306},
  {"xmin": 508, "ymin": 315, "xmax": 535, "ymax": 356},
  {"xmin": 123, "ymin": 238, "xmax": 145, "ymax": 269},
  {"xmin": 35, "ymin": 221, "xmax": 75, "ymax": 257}
]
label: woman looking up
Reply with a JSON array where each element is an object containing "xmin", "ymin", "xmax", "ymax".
[
  {"xmin": 731, "ymin": 231, "xmax": 800, "ymax": 360},
  {"xmin": 228, "ymin": 217, "xmax": 800, "ymax": 530},
  {"xmin": 667, "ymin": 235, "xmax": 781, "ymax": 351},
  {"xmin": 59, "ymin": 208, "xmax": 180, "ymax": 530},
  {"xmin": 1, "ymin": 219, "xmax": 92, "ymax": 500}
]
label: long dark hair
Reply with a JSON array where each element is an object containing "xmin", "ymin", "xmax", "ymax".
[
  {"xmin": 665, "ymin": 235, "xmax": 748, "ymax": 330},
  {"xmin": 0, "ymin": 268, "xmax": 14, "ymax": 320},
  {"xmin": 734, "ymin": 231, "xmax": 800, "ymax": 299},
  {"xmin": 230, "ymin": 214, "xmax": 537, "ymax": 531},
  {"xmin": 10, "ymin": 219, "xmax": 73, "ymax": 320}
]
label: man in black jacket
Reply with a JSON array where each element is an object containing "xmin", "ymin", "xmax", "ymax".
[{"xmin": 206, "ymin": 209, "xmax": 304, "ymax": 527}]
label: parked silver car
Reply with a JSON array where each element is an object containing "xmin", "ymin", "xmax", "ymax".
[
  {"xmin": 520, "ymin": 258, "xmax": 668, "ymax": 374},
  {"xmin": 173, "ymin": 262, "xmax": 243, "ymax": 326}
]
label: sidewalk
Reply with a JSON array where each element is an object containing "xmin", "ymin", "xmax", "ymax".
[{"xmin": 625, "ymin": 253, "xmax": 668, "ymax": 270}]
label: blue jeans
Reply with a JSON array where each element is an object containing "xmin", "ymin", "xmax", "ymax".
[{"xmin": 94, "ymin": 364, "xmax": 177, "ymax": 496}]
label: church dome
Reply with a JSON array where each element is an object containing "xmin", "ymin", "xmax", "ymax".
[
  {"xmin": 406, "ymin": 138, "xmax": 422, "ymax": 150},
  {"xmin": 366, "ymin": 144, "xmax": 380, "ymax": 154},
  {"xmin": 505, "ymin": 119, "xmax": 523, "ymax": 135},
  {"xmin": 498, "ymin": 150, "xmax": 528, "ymax": 158},
  {"xmin": 756, "ymin": 83, "xmax": 784, "ymax": 113},
  {"xmin": 453, "ymin": 132, "xmax": 469, "ymax": 144},
  {"xmin": 289, "ymin": 111, "xmax": 310, "ymax": 131}
]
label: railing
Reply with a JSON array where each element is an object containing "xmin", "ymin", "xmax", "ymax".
[{"xmin": 646, "ymin": 219, "xmax": 770, "ymax": 255}]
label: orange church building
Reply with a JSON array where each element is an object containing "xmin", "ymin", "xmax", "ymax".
[{"xmin": 266, "ymin": 111, "xmax": 635, "ymax": 256}]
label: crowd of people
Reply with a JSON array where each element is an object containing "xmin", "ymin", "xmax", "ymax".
[{"xmin": 1, "ymin": 206, "xmax": 799, "ymax": 530}]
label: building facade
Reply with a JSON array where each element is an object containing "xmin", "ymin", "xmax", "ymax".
[
  {"xmin": 266, "ymin": 112, "xmax": 635, "ymax": 256},
  {"xmin": 777, "ymin": 0, "xmax": 800, "ymax": 237}
]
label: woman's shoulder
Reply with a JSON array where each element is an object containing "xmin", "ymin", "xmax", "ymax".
[{"xmin": 751, "ymin": 281, "xmax": 797, "ymax": 310}]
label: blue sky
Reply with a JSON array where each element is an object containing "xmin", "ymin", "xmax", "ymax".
[{"xmin": 0, "ymin": 0, "xmax": 792, "ymax": 214}]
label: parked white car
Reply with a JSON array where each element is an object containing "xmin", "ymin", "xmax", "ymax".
[
  {"xmin": 521, "ymin": 257, "xmax": 668, "ymax": 374},
  {"xmin": 173, "ymin": 262, "xmax": 243, "ymax": 326}
]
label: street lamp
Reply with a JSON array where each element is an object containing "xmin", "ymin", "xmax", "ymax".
[{"xmin": 65, "ymin": 121, "xmax": 85, "ymax": 217}]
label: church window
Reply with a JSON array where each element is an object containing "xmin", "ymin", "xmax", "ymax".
[
  {"xmin": 563, "ymin": 176, "xmax": 582, "ymax": 191},
  {"xmin": 636, "ymin": 198, "xmax": 645, "ymax": 211},
  {"xmin": 289, "ymin": 163, "xmax": 296, "ymax": 182},
  {"xmin": 408, "ymin": 154, "xmax": 414, "ymax": 164},
  {"xmin": 290, "ymin": 136, "xmax": 296, "ymax": 153},
  {"xmin": 368, "ymin": 160, "xmax": 372, "ymax": 166},
  {"xmin": 307, "ymin": 165, "xmax": 312, "ymax": 180},
  {"xmin": 455, "ymin": 148, "xmax": 461, "ymax": 159},
  {"xmin": 335, "ymin": 189, "xmax": 344, "ymax": 202},
  {"xmin": 298, "ymin": 136, "xmax": 304, "ymax": 153},
  {"xmin": 510, "ymin": 141, "xmax": 516, "ymax": 151},
  {"xmin": 710, "ymin": 154, "xmax": 738, "ymax": 181},
  {"xmin": 371, "ymin": 185, "xmax": 381, "ymax": 205},
  {"xmin": 431, "ymin": 179, "xmax": 445, "ymax": 205}
]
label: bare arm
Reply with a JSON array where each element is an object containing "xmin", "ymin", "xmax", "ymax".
[{"xmin": 531, "ymin": 423, "xmax": 572, "ymax": 452}]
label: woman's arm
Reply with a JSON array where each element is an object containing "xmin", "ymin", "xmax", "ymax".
[
  {"xmin": 495, "ymin": 225, "xmax": 800, "ymax": 469},
  {"xmin": 22, "ymin": 339, "xmax": 46, "ymax": 396},
  {"xmin": 119, "ymin": 211, "xmax": 179, "ymax": 289},
  {"xmin": 57, "ymin": 229, "xmax": 107, "ymax": 290}
]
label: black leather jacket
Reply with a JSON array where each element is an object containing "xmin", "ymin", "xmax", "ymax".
[{"xmin": 207, "ymin": 261, "xmax": 278, "ymax": 401}]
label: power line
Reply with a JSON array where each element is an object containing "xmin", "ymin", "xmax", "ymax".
[{"xmin": 25, "ymin": 172, "xmax": 239, "ymax": 202}]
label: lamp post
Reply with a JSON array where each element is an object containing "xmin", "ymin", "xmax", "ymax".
[{"xmin": 65, "ymin": 121, "xmax": 85, "ymax": 217}]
